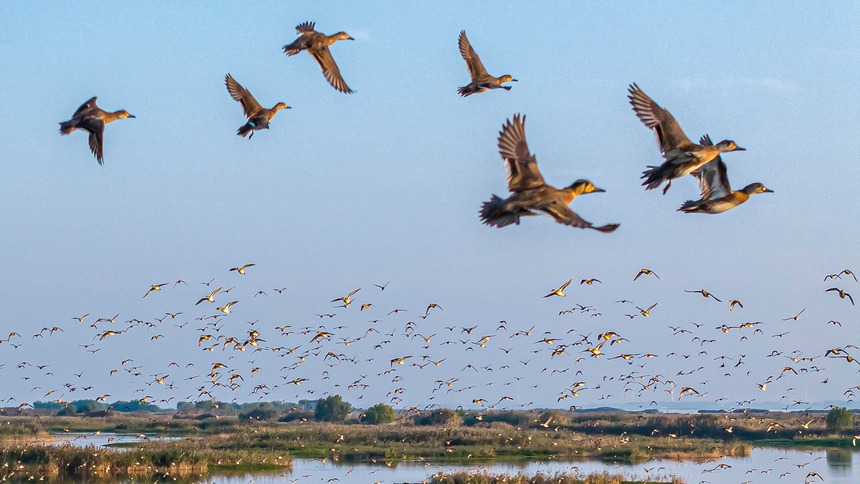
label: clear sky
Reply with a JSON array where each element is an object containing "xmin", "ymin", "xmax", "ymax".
[{"xmin": 1, "ymin": 2, "xmax": 859, "ymax": 410}]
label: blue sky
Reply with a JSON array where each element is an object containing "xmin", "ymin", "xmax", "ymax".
[{"xmin": 1, "ymin": 2, "xmax": 859, "ymax": 409}]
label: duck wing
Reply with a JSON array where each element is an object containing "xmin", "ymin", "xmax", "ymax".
[
  {"xmin": 73, "ymin": 97, "xmax": 99, "ymax": 118},
  {"xmin": 498, "ymin": 114, "xmax": 545, "ymax": 192},
  {"xmin": 458, "ymin": 31, "xmax": 489, "ymax": 80},
  {"xmin": 83, "ymin": 119, "xmax": 106, "ymax": 165},
  {"xmin": 694, "ymin": 134, "xmax": 732, "ymax": 200},
  {"xmin": 310, "ymin": 46, "xmax": 353, "ymax": 94},
  {"xmin": 225, "ymin": 74, "xmax": 263, "ymax": 118},
  {"xmin": 541, "ymin": 199, "xmax": 618, "ymax": 232},
  {"xmin": 628, "ymin": 84, "xmax": 694, "ymax": 154}
]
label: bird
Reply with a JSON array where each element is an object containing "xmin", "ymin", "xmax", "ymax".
[
  {"xmin": 283, "ymin": 21, "xmax": 354, "ymax": 94},
  {"xmin": 684, "ymin": 289, "xmax": 722, "ymax": 302},
  {"xmin": 143, "ymin": 283, "xmax": 168, "ymax": 298},
  {"xmin": 826, "ymin": 288, "xmax": 855, "ymax": 305},
  {"xmin": 628, "ymin": 84, "xmax": 745, "ymax": 194},
  {"xmin": 332, "ymin": 288, "xmax": 361, "ymax": 308},
  {"xmin": 479, "ymin": 114, "xmax": 619, "ymax": 231},
  {"xmin": 59, "ymin": 97, "xmax": 135, "ymax": 165},
  {"xmin": 633, "ymin": 269, "xmax": 660, "ymax": 281},
  {"xmin": 636, "ymin": 303, "xmax": 658, "ymax": 317},
  {"xmin": 678, "ymin": 135, "xmax": 772, "ymax": 213},
  {"xmin": 196, "ymin": 287, "xmax": 222, "ymax": 305},
  {"xmin": 225, "ymin": 74, "xmax": 290, "ymax": 139},
  {"xmin": 229, "ymin": 263, "xmax": 256, "ymax": 275},
  {"xmin": 544, "ymin": 279, "xmax": 572, "ymax": 298},
  {"xmin": 216, "ymin": 301, "xmax": 238, "ymax": 314},
  {"xmin": 456, "ymin": 31, "xmax": 516, "ymax": 97}
]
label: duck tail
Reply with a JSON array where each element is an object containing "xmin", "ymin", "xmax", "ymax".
[
  {"xmin": 59, "ymin": 120, "xmax": 76, "ymax": 135},
  {"xmin": 480, "ymin": 195, "xmax": 517, "ymax": 228},
  {"xmin": 640, "ymin": 164, "xmax": 667, "ymax": 191},
  {"xmin": 678, "ymin": 200, "xmax": 701, "ymax": 213},
  {"xmin": 236, "ymin": 124, "xmax": 253, "ymax": 138}
]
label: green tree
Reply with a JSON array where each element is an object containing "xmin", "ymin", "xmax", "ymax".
[
  {"xmin": 315, "ymin": 395, "xmax": 352, "ymax": 422},
  {"xmin": 361, "ymin": 403, "xmax": 396, "ymax": 424},
  {"xmin": 826, "ymin": 407, "xmax": 853, "ymax": 430}
]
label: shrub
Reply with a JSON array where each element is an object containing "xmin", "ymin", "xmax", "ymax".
[
  {"xmin": 361, "ymin": 403, "xmax": 396, "ymax": 424},
  {"xmin": 315, "ymin": 395, "xmax": 352, "ymax": 422},
  {"xmin": 826, "ymin": 407, "xmax": 853, "ymax": 430}
]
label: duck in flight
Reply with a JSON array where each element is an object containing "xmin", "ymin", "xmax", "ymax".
[
  {"xmin": 283, "ymin": 21, "xmax": 354, "ymax": 94},
  {"xmin": 225, "ymin": 74, "xmax": 289, "ymax": 139},
  {"xmin": 59, "ymin": 97, "xmax": 135, "ymax": 165},
  {"xmin": 457, "ymin": 31, "xmax": 516, "ymax": 97},
  {"xmin": 479, "ymin": 114, "xmax": 619, "ymax": 232},
  {"xmin": 628, "ymin": 84, "xmax": 745, "ymax": 194},
  {"xmin": 678, "ymin": 135, "xmax": 772, "ymax": 214}
]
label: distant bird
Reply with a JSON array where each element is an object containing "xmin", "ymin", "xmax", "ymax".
[
  {"xmin": 840, "ymin": 269, "xmax": 859, "ymax": 282},
  {"xmin": 636, "ymin": 303, "xmax": 658, "ymax": 317},
  {"xmin": 685, "ymin": 289, "xmax": 722, "ymax": 302},
  {"xmin": 225, "ymin": 74, "xmax": 290, "ymax": 139},
  {"xmin": 217, "ymin": 301, "xmax": 238, "ymax": 314},
  {"xmin": 332, "ymin": 288, "xmax": 361, "ymax": 308},
  {"xmin": 729, "ymin": 299, "xmax": 744, "ymax": 311},
  {"xmin": 283, "ymin": 21, "xmax": 354, "ymax": 94},
  {"xmin": 580, "ymin": 279, "xmax": 601, "ymax": 285},
  {"xmin": 633, "ymin": 269, "xmax": 660, "ymax": 281},
  {"xmin": 229, "ymin": 263, "xmax": 256, "ymax": 275},
  {"xmin": 479, "ymin": 114, "xmax": 619, "ymax": 231},
  {"xmin": 826, "ymin": 288, "xmax": 855, "ymax": 305},
  {"xmin": 59, "ymin": 97, "xmax": 135, "ymax": 165},
  {"xmin": 679, "ymin": 135, "xmax": 772, "ymax": 214},
  {"xmin": 143, "ymin": 283, "xmax": 168, "ymax": 298},
  {"xmin": 196, "ymin": 287, "xmax": 222, "ymax": 305},
  {"xmin": 544, "ymin": 279, "xmax": 572, "ymax": 298},
  {"xmin": 456, "ymin": 31, "xmax": 516, "ymax": 97},
  {"xmin": 628, "ymin": 84, "xmax": 745, "ymax": 194},
  {"xmin": 783, "ymin": 308, "xmax": 806, "ymax": 321}
]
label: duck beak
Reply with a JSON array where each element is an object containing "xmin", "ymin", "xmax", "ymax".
[
  {"xmin": 128, "ymin": 114, "xmax": 136, "ymax": 118},
  {"xmin": 734, "ymin": 146, "xmax": 746, "ymax": 151},
  {"xmin": 347, "ymin": 36, "xmax": 355, "ymax": 40},
  {"xmin": 764, "ymin": 188, "xmax": 774, "ymax": 193},
  {"xmin": 512, "ymin": 78, "xmax": 518, "ymax": 82},
  {"xmin": 592, "ymin": 187, "xmax": 606, "ymax": 193}
]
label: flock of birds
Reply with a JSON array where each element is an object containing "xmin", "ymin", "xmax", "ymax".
[
  {"xmin": 56, "ymin": 22, "xmax": 771, "ymax": 231},
  {"xmin": 1, "ymin": 264, "xmax": 857, "ymax": 419}
]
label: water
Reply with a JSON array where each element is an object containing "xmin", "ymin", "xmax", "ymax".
[
  {"xmin": 41, "ymin": 435, "xmax": 860, "ymax": 482},
  {"xmin": 48, "ymin": 432, "xmax": 180, "ymax": 447}
]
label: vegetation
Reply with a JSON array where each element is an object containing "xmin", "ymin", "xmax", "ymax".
[
  {"xmin": 314, "ymin": 395, "xmax": 352, "ymax": 422},
  {"xmin": 361, "ymin": 403, "xmax": 396, "ymax": 424},
  {"xmin": 826, "ymin": 407, "xmax": 854, "ymax": 430},
  {"xmin": 430, "ymin": 470, "xmax": 683, "ymax": 484}
]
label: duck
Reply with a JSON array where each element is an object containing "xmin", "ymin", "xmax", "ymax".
[
  {"xmin": 628, "ymin": 83, "xmax": 745, "ymax": 194},
  {"xmin": 457, "ymin": 31, "xmax": 516, "ymax": 97},
  {"xmin": 225, "ymin": 74, "xmax": 289, "ymax": 139},
  {"xmin": 480, "ymin": 114, "xmax": 619, "ymax": 232},
  {"xmin": 678, "ymin": 135, "xmax": 772, "ymax": 214},
  {"xmin": 59, "ymin": 97, "xmax": 135, "ymax": 165},
  {"xmin": 283, "ymin": 21, "xmax": 354, "ymax": 94}
]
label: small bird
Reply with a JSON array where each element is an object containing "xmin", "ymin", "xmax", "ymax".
[
  {"xmin": 729, "ymin": 299, "xmax": 744, "ymax": 311},
  {"xmin": 225, "ymin": 74, "xmax": 290, "ymax": 139},
  {"xmin": 332, "ymin": 288, "xmax": 361, "ymax": 308},
  {"xmin": 479, "ymin": 114, "xmax": 619, "ymax": 231},
  {"xmin": 826, "ymin": 288, "xmax": 855, "ymax": 305},
  {"xmin": 628, "ymin": 84, "xmax": 745, "ymax": 194},
  {"xmin": 143, "ymin": 283, "xmax": 168, "ymax": 298},
  {"xmin": 636, "ymin": 303, "xmax": 658, "ymax": 317},
  {"xmin": 217, "ymin": 301, "xmax": 238, "ymax": 314},
  {"xmin": 59, "ymin": 97, "xmax": 135, "ymax": 165},
  {"xmin": 685, "ymin": 289, "xmax": 722, "ymax": 302},
  {"xmin": 544, "ymin": 279, "xmax": 572, "ymax": 298},
  {"xmin": 456, "ymin": 31, "xmax": 516, "ymax": 97},
  {"xmin": 229, "ymin": 263, "xmax": 256, "ymax": 275},
  {"xmin": 196, "ymin": 287, "xmax": 222, "ymax": 305},
  {"xmin": 283, "ymin": 21, "xmax": 354, "ymax": 94},
  {"xmin": 633, "ymin": 269, "xmax": 660, "ymax": 281},
  {"xmin": 679, "ymin": 135, "xmax": 772, "ymax": 214}
]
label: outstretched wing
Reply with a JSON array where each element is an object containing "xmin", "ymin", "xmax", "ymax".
[
  {"xmin": 85, "ymin": 120, "xmax": 106, "ymax": 165},
  {"xmin": 542, "ymin": 199, "xmax": 618, "ymax": 232},
  {"xmin": 225, "ymin": 74, "xmax": 263, "ymax": 117},
  {"xmin": 73, "ymin": 97, "xmax": 98, "ymax": 117},
  {"xmin": 694, "ymin": 134, "xmax": 731, "ymax": 200},
  {"xmin": 628, "ymin": 83, "xmax": 694, "ymax": 154},
  {"xmin": 310, "ymin": 47, "xmax": 353, "ymax": 94},
  {"xmin": 498, "ymin": 114, "xmax": 545, "ymax": 192},
  {"xmin": 458, "ymin": 31, "xmax": 488, "ymax": 80}
]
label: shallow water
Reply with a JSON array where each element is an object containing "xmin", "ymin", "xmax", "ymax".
[{"xmin": 38, "ymin": 435, "xmax": 860, "ymax": 483}]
